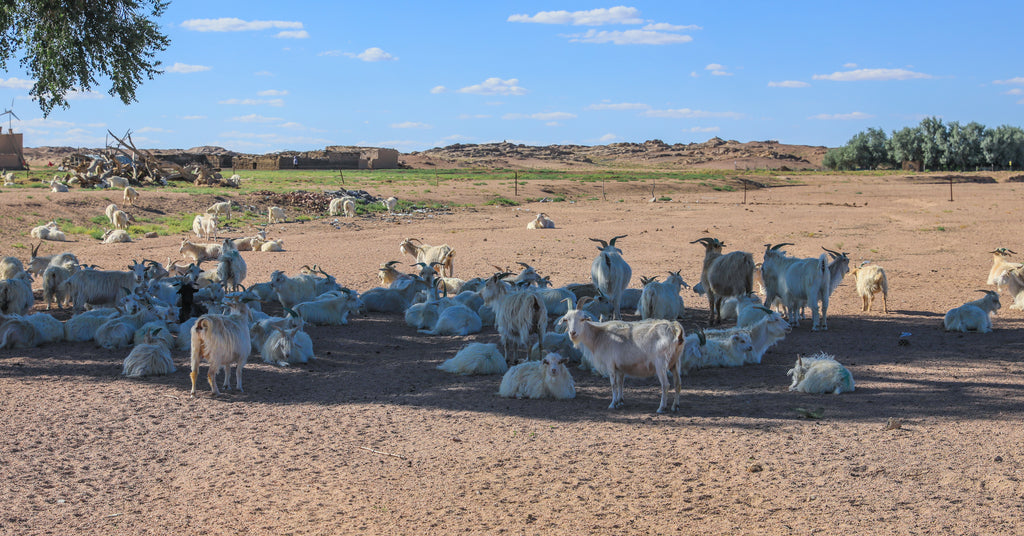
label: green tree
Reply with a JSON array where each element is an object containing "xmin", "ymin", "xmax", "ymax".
[
  {"xmin": 918, "ymin": 116, "xmax": 947, "ymax": 171},
  {"xmin": 823, "ymin": 145, "xmax": 854, "ymax": 170},
  {"xmin": 0, "ymin": 1, "xmax": 170, "ymax": 116},
  {"xmin": 981, "ymin": 125, "xmax": 1024, "ymax": 169},
  {"xmin": 943, "ymin": 121, "xmax": 986, "ymax": 171},
  {"xmin": 887, "ymin": 126, "xmax": 924, "ymax": 166}
]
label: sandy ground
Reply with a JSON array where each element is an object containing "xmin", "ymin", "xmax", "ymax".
[{"xmin": 1, "ymin": 173, "xmax": 1024, "ymax": 535}]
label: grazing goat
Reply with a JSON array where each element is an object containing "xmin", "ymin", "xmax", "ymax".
[
  {"xmin": 105, "ymin": 203, "xmax": 120, "ymax": 224},
  {"xmin": 111, "ymin": 210, "xmax": 131, "ymax": 231},
  {"xmin": 399, "ymin": 238, "xmax": 455, "ymax": 278},
  {"xmin": 268, "ymin": 206, "xmax": 286, "ymax": 223},
  {"xmin": 788, "ymin": 352, "xmax": 855, "ymax": 394},
  {"xmin": 987, "ymin": 247, "xmax": 1022, "ymax": 291},
  {"xmin": 850, "ymin": 261, "xmax": 889, "ymax": 313},
  {"xmin": 123, "ymin": 329, "xmax": 175, "ymax": 378},
  {"xmin": 558, "ymin": 298, "xmax": 685, "ymax": 413},
  {"xmin": 481, "ymin": 272, "xmax": 547, "ymax": 364},
  {"xmin": 123, "ymin": 186, "xmax": 139, "ymax": 206},
  {"xmin": 437, "ymin": 342, "xmax": 508, "ymax": 375},
  {"xmin": 944, "ymin": 290, "xmax": 1000, "ymax": 333},
  {"xmin": 590, "ymin": 235, "xmax": 632, "ymax": 320},
  {"xmin": 498, "ymin": 353, "xmax": 576, "ymax": 400},
  {"xmin": 527, "ymin": 213, "xmax": 555, "ymax": 229},
  {"xmin": 383, "ymin": 196, "xmax": 398, "ymax": 214},
  {"xmin": 638, "ymin": 271, "xmax": 687, "ymax": 320},
  {"xmin": 190, "ymin": 298, "xmax": 252, "ymax": 396},
  {"xmin": 207, "ymin": 201, "xmax": 232, "ymax": 218},
  {"xmin": 692, "ymin": 237, "xmax": 754, "ymax": 325}
]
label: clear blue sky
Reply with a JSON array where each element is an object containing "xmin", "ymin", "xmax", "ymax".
[{"xmin": 2, "ymin": 1, "xmax": 1022, "ymax": 153}]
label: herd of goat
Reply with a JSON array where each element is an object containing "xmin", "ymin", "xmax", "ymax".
[{"xmin": 4, "ymin": 193, "xmax": 1024, "ymax": 410}]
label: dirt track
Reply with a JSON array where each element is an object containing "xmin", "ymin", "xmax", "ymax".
[{"xmin": 1, "ymin": 173, "xmax": 1023, "ymax": 535}]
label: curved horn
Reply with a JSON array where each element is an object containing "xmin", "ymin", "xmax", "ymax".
[
  {"xmin": 515, "ymin": 261, "xmax": 532, "ymax": 269},
  {"xmin": 822, "ymin": 246, "xmax": 844, "ymax": 258},
  {"xmin": 576, "ymin": 296, "xmax": 593, "ymax": 310},
  {"xmin": 609, "ymin": 234, "xmax": 627, "ymax": 246},
  {"xmin": 770, "ymin": 242, "xmax": 794, "ymax": 251},
  {"xmin": 977, "ymin": 289, "xmax": 998, "ymax": 296},
  {"xmin": 31, "ymin": 241, "xmax": 41, "ymax": 258},
  {"xmin": 384, "ymin": 260, "xmax": 401, "ymax": 268},
  {"xmin": 690, "ymin": 237, "xmax": 714, "ymax": 246},
  {"xmin": 284, "ymin": 307, "xmax": 299, "ymax": 318},
  {"xmin": 588, "ymin": 237, "xmax": 609, "ymax": 249},
  {"xmin": 561, "ymin": 297, "xmax": 574, "ymax": 310},
  {"xmin": 696, "ymin": 329, "xmax": 707, "ymax": 346}
]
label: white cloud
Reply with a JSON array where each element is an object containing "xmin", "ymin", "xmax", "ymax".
[
  {"xmin": 391, "ymin": 121, "xmax": 432, "ymax": 129},
  {"xmin": 278, "ymin": 122, "xmax": 306, "ymax": 129},
  {"xmin": 643, "ymin": 108, "xmax": 743, "ymax": 119},
  {"xmin": 345, "ymin": 47, "xmax": 397, "ymax": 62},
  {"xmin": 65, "ymin": 90, "xmax": 104, "ymax": 101},
  {"xmin": 257, "ymin": 89, "xmax": 288, "ymax": 96},
  {"xmin": 219, "ymin": 98, "xmax": 285, "ymax": 107},
  {"xmin": 274, "ymin": 30, "xmax": 309, "ymax": 39},
  {"xmin": 705, "ymin": 63, "xmax": 726, "ymax": 71},
  {"xmin": 508, "ymin": 7, "xmax": 643, "ymax": 25},
  {"xmin": 586, "ymin": 102, "xmax": 650, "ymax": 111},
  {"xmin": 181, "ymin": 115, "xmax": 206, "ymax": 120},
  {"xmin": 182, "ymin": 18, "xmax": 303, "ymax": 32},
  {"xmin": 1005, "ymin": 88, "xmax": 1024, "ymax": 95},
  {"xmin": 318, "ymin": 50, "xmax": 342, "ymax": 57},
  {"xmin": 598, "ymin": 133, "xmax": 618, "ymax": 142},
  {"xmin": 564, "ymin": 29, "xmax": 693, "ymax": 45},
  {"xmin": 690, "ymin": 71, "xmax": 699, "ymax": 78},
  {"xmin": 809, "ymin": 112, "xmax": 874, "ymax": 120},
  {"xmin": 843, "ymin": 62, "xmax": 858, "ymax": 69},
  {"xmin": 643, "ymin": 23, "xmax": 701, "ymax": 31},
  {"xmin": 812, "ymin": 68, "xmax": 933, "ymax": 81},
  {"xmin": 229, "ymin": 114, "xmax": 282, "ymax": 123},
  {"xmin": 0, "ymin": 77, "xmax": 34, "ymax": 89},
  {"xmin": 768, "ymin": 80, "xmax": 810, "ymax": 88},
  {"xmin": 166, "ymin": 62, "xmax": 210, "ymax": 74},
  {"xmin": 458, "ymin": 78, "xmax": 527, "ymax": 96},
  {"xmin": 711, "ymin": 70, "xmax": 731, "ymax": 76},
  {"xmin": 686, "ymin": 126, "xmax": 720, "ymax": 133},
  {"xmin": 430, "ymin": 85, "xmax": 447, "ymax": 94},
  {"xmin": 254, "ymin": 70, "xmax": 274, "ymax": 76},
  {"xmin": 503, "ymin": 112, "xmax": 576, "ymax": 121},
  {"xmin": 994, "ymin": 77, "xmax": 1024, "ymax": 85}
]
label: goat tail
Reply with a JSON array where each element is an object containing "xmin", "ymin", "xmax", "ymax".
[{"xmin": 190, "ymin": 317, "xmax": 209, "ymax": 368}]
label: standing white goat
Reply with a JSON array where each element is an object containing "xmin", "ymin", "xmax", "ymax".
[
  {"xmin": 558, "ymin": 297, "xmax": 685, "ymax": 413},
  {"xmin": 190, "ymin": 298, "xmax": 252, "ymax": 396},
  {"xmin": 987, "ymin": 247, "xmax": 1022, "ymax": 291},
  {"xmin": 850, "ymin": 261, "xmax": 889, "ymax": 313},
  {"xmin": 481, "ymin": 272, "xmax": 547, "ymax": 365},
  {"xmin": 590, "ymin": 235, "xmax": 632, "ymax": 320},
  {"xmin": 638, "ymin": 271, "xmax": 687, "ymax": 320}
]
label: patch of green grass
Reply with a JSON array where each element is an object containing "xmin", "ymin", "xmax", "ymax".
[
  {"xmin": 712, "ymin": 185, "xmax": 735, "ymax": 192},
  {"xmin": 658, "ymin": 196, "xmax": 672, "ymax": 201},
  {"xmin": 485, "ymin": 196, "xmax": 520, "ymax": 207}
]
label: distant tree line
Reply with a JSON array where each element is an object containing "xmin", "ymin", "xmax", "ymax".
[{"xmin": 823, "ymin": 117, "xmax": 1024, "ymax": 171}]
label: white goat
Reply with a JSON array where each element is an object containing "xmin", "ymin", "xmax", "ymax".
[
  {"xmin": 101, "ymin": 228, "xmax": 132, "ymax": 243},
  {"xmin": 63, "ymin": 266, "xmax": 144, "ymax": 312},
  {"xmin": 106, "ymin": 175, "xmax": 130, "ymax": 189},
  {"xmin": 31, "ymin": 221, "xmax": 66, "ymax": 241},
  {"xmin": 216, "ymin": 240, "xmax": 247, "ymax": 292},
  {"xmin": 944, "ymin": 290, "xmax": 1001, "ymax": 333},
  {"xmin": 589, "ymin": 235, "xmax": 632, "ymax": 320},
  {"xmin": 270, "ymin": 270, "xmax": 320, "ymax": 309},
  {"xmin": 557, "ymin": 298, "xmax": 685, "ymax": 413},
  {"xmin": 0, "ymin": 273, "xmax": 35, "ymax": 315},
  {"xmin": 292, "ymin": 291, "xmax": 362, "ymax": 325},
  {"xmin": 383, "ymin": 196, "xmax": 398, "ymax": 214},
  {"xmin": 692, "ymin": 237, "xmax": 754, "ymax": 325},
  {"xmin": 123, "ymin": 329, "xmax": 175, "ymax": 378},
  {"xmin": 268, "ymin": 206, "xmax": 286, "ymax": 224},
  {"xmin": 179, "ymin": 239, "xmax": 222, "ymax": 265},
  {"xmin": 682, "ymin": 330, "xmax": 755, "ymax": 370},
  {"xmin": 42, "ymin": 263, "xmax": 78, "ymax": 310},
  {"xmin": 105, "ymin": 203, "xmax": 120, "ymax": 224},
  {"xmin": 788, "ymin": 352, "xmax": 855, "ymax": 394},
  {"xmin": 123, "ymin": 186, "xmax": 139, "ymax": 206},
  {"xmin": 0, "ymin": 256, "xmax": 25, "ymax": 280},
  {"xmin": 261, "ymin": 326, "xmax": 314, "ymax": 367},
  {"xmin": 192, "ymin": 214, "xmax": 217, "ymax": 240},
  {"xmin": 190, "ymin": 299, "xmax": 252, "ymax": 396},
  {"xmin": 399, "ymin": 238, "xmax": 455, "ymax": 278},
  {"xmin": 850, "ymin": 261, "xmax": 889, "ymax": 313},
  {"xmin": 438, "ymin": 342, "xmax": 508, "ymax": 375},
  {"xmin": 638, "ymin": 271, "xmax": 687, "ymax": 320},
  {"xmin": 527, "ymin": 213, "xmax": 555, "ymax": 229},
  {"xmin": 112, "ymin": 210, "xmax": 131, "ymax": 231},
  {"xmin": 987, "ymin": 247, "xmax": 1022, "ymax": 290},
  {"xmin": 419, "ymin": 304, "xmax": 483, "ymax": 336},
  {"xmin": 208, "ymin": 201, "xmax": 232, "ymax": 218},
  {"xmin": 481, "ymin": 272, "xmax": 548, "ymax": 364},
  {"xmin": 498, "ymin": 353, "xmax": 576, "ymax": 400},
  {"xmin": 704, "ymin": 310, "xmax": 791, "ymax": 365},
  {"xmin": 260, "ymin": 239, "xmax": 284, "ymax": 252}
]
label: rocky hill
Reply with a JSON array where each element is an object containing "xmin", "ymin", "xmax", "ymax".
[{"xmin": 21, "ymin": 137, "xmax": 828, "ymax": 171}]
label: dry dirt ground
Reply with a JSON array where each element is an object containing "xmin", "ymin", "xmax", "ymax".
[{"xmin": 2, "ymin": 173, "xmax": 1024, "ymax": 535}]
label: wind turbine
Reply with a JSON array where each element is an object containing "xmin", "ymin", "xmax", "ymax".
[{"xmin": 0, "ymin": 99, "xmax": 19, "ymax": 132}]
